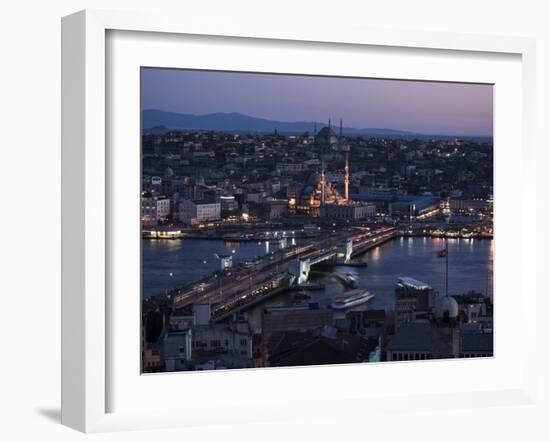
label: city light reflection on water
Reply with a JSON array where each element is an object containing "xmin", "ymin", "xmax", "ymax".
[
  {"xmin": 142, "ymin": 238, "xmax": 268, "ymax": 296},
  {"xmin": 370, "ymin": 245, "xmax": 381, "ymax": 262},
  {"xmin": 252, "ymin": 236, "xmax": 492, "ymax": 331},
  {"xmin": 142, "ymin": 237, "xmax": 493, "ymax": 309},
  {"xmin": 224, "ymin": 240, "xmax": 241, "ymax": 249}
]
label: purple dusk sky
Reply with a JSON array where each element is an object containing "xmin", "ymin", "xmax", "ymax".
[{"xmin": 141, "ymin": 68, "xmax": 493, "ymax": 137}]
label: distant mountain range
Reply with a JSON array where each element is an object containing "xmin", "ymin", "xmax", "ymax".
[
  {"xmin": 142, "ymin": 109, "xmax": 491, "ymax": 141},
  {"xmin": 142, "ymin": 109, "xmax": 418, "ymax": 137}
]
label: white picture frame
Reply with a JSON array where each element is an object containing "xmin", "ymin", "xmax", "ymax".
[{"xmin": 61, "ymin": 9, "xmax": 537, "ymax": 433}]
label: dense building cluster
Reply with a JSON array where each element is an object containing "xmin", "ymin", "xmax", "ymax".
[
  {"xmin": 143, "ymin": 277, "xmax": 493, "ymax": 372},
  {"xmin": 141, "ymin": 126, "xmax": 494, "ymax": 372},
  {"xmin": 141, "ymin": 125, "xmax": 493, "ymax": 230}
]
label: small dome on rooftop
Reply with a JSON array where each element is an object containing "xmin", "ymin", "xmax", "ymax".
[{"xmin": 434, "ymin": 295, "xmax": 459, "ymax": 321}]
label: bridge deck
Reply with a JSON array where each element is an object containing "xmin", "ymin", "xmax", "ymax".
[
  {"xmin": 211, "ymin": 275, "xmax": 290, "ymax": 322},
  {"xmin": 170, "ymin": 227, "xmax": 398, "ymax": 314}
]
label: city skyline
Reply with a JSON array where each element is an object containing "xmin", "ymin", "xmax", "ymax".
[
  {"xmin": 140, "ymin": 68, "xmax": 493, "ymax": 373},
  {"xmin": 141, "ymin": 68, "xmax": 494, "ymax": 137}
]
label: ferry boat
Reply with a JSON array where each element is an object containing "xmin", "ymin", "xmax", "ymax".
[
  {"xmin": 345, "ymin": 272, "xmax": 358, "ymax": 288},
  {"xmin": 334, "ymin": 271, "xmax": 358, "ymax": 288},
  {"xmin": 331, "ymin": 290, "xmax": 375, "ymax": 310}
]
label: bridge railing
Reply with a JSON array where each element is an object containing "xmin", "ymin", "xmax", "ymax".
[{"xmin": 211, "ymin": 274, "xmax": 291, "ymax": 321}]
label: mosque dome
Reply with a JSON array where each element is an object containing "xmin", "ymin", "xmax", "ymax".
[
  {"xmin": 434, "ymin": 295, "xmax": 459, "ymax": 322},
  {"xmin": 314, "ymin": 126, "xmax": 339, "ymax": 147},
  {"xmin": 306, "ymin": 172, "xmax": 322, "ymax": 187}
]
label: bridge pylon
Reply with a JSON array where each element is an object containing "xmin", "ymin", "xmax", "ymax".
[
  {"xmin": 336, "ymin": 239, "xmax": 353, "ymax": 264},
  {"xmin": 290, "ymin": 258, "xmax": 311, "ymax": 285}
]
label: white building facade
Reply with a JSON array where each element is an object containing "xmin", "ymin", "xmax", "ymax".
[
  {"xmin": 178, "ymin": 199, "xmax": 221, "ymax": 224},
  {"xmin": 141, "ymin": 194, "xmax": 170, "ymax": 226}
]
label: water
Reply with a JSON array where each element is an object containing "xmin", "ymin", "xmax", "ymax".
[
  {"xmin": 142, "ymin": 237, "xmax": 493, "ymax": 330},
  {"xmin": 249, "ymin": 236, "xmax": 492, "ymax": 330},
  {"xmin": 331, "ymin": 236, "xmax": 493, "ymax": 311},
  {"xmin": 142, "ymin": 238, "xmax": 284, "ymax": 297}
]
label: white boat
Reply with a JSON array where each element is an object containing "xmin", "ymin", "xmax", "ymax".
[
  {"xmin": 334, "ymin": 271, "xmax": 358, "ymax": 288},
  {"xmin": 345, "ymin": 272, "xmax": 358, "ymax": 288},
  {"xmin": 331, "ymin": 290, "xmax": 375, "ymax": 310}
]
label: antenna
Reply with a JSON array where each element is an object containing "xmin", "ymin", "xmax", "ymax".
[{"xmin": 339, "ymin": 119, "xmax": 343, "ymax": 139}]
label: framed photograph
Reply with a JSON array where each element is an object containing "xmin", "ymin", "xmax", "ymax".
[{"xmin": 61, "ymin": 9, "xmax": 537, "ymax": 432}]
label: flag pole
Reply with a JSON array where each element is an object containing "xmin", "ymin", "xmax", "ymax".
[{"xmin": 445, "ymin": 236, "xmax": 449, "ymax": 297}]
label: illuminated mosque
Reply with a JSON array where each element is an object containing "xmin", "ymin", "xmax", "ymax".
[{"xmin": 294, "ymin": 119, "xmax": 353, "ymax": 215}]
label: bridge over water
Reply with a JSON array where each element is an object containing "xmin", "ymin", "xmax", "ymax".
[{"xmin": 171, "ymin": 227, "xmax": 399, "ymax": 319}]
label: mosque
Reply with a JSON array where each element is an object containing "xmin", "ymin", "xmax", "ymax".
[
  {"xmin": 313, "ymin": 121, "xmax": 339, "ymax": 149},
  {"xmin": 293, "ymin": 120, "xmax": 365, "ymax": 218}
]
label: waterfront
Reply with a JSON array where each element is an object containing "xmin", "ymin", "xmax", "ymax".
[
  {"xmin": 355, "ymin": 236, "xmax": 493, "ymax": 308},
  {"xmin": 140, "ymin": 71, "xmax": 494, "ymax": 371},
  {"xmin": 142, "ymin": 236, "xmax": 493, "ymax": 330}
]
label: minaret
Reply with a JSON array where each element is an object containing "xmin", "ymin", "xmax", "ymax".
[
  {"xmin": 344, "ymin": 153, "xmax": 350, "ymax": 201},
  {"xmin": 341, "ymin": 119, "xmax": 349, "ymax": 201},
  {"xmin": 320, "ymin": 161, "xmax": 326, "ymax": 206}
]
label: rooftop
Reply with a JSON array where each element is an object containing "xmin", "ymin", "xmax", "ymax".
[
  {"xmin": 385, "ymin": 321, "xmax": 432, "ymax": 352},
  {"xmin": 452, "ymin": 292, "xmax": 486, "ymax": 305},
  {"xmin": 268, "ymin": 329, "xmax": 377, "ymax": 367},
  {"xmin": 397, "ymin": 276, "xmax": 432, "ymax": 291},
  {"xmin": 462, "ymin": 332, "xmax": 493, "ymax": 353},
  {"xmin": 363, "ymin": 309, "xmax": 387, "ymax": 321}
]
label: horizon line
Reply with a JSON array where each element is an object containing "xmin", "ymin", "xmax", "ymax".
[{"xmin": 142, "ymin": 108, "xmax": 494, "ymax": 139}]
